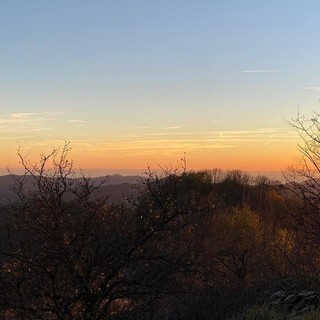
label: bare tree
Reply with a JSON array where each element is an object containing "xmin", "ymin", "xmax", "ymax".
[
  {"xmin": 0, "ymin": 143, "xmax": 205, "ymax": 320},
  {"xmin": 285, "ymin": 111, "xmax": 320, "ymax": 244}
]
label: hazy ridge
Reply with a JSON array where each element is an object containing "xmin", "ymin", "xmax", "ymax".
[{"xmin": 0, "ymin": 174, "xmax": 141, "ymax": 206}]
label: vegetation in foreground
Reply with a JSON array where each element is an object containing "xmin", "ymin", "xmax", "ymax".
[
  {"xmin": 229, "ymin": 305, "xmax": 320, "ymax": 320},
  {"xmin": 1, "ymin": 112, "xmax": 320, "ymax": 319}
]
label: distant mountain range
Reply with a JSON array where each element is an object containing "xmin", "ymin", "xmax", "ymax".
[{"xmin": 0, "ymin": 174, "xmax": 141, "ymax": 207}]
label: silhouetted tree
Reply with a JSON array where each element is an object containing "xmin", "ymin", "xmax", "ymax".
[
  {"xmin": 215, "ymin": 170, "xmax": 250, "ymax": 207},
  {"xmin": 0, "ymin": 143, "xmax": 205, "ymax": 320},
  {"xmin": 285, "ymin": 111, "xmax": 320, "ymax": 245}
]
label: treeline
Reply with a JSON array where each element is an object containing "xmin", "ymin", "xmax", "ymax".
[{"xmin": 0, "ymin": 144, "xmax": 317, "ymax": 320}]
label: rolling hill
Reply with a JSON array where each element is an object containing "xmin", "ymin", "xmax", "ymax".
[{"xmin": 0, "ymin": 174, "xmax": 140, "ymax": 206}]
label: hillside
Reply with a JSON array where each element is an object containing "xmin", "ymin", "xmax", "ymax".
[{"xmin": 0, "ymin": 174, "xmax": 140, "ymax": 206}]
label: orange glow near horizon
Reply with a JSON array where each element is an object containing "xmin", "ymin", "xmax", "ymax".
[
  {"xmin": 0, "ymin": 110, "xmax": 308, "ymax": 176},
  {"xmin": 2, "ymin": 134, "xmax": 299, "ymax": 175}
]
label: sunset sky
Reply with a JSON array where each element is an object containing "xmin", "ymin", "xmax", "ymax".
[{"xmin": 1, "ymin": 1, "xmax": 320, "ymax": 175}]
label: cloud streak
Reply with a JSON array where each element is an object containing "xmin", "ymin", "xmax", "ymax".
[
  {"xmin": 68, "ymin": 119, "xmax": 88, "ymax": 128},
  {"xmin": 161, "ymin": 125, "xmax": 187, "ymax": 130},
  {"xmin": 241, "ymin": 69, "xmax": 282, "ymax": 73},
  {"xmin": 69, "ymin": 120, "xmax": 88, "ymax": 124},
  {"xmin": 0, "ymin": 111, "xmax": 63, "ymax": 137},
  {"xmin": 123, "ymin": 128, "xmax": 297, "ymax": 142},
  {"xmin": 112, "ymin": 127, "xmax": 298, "ymax": 158},
  {"xmin": 304, "ymin": 86, "xmax": 320, "ymax": 91}
]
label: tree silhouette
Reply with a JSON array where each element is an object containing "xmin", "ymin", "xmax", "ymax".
[
  {"xmin": 285, "ymin": 112, "xmax": 320, "ymax": 244},
  {"xmin": 0, "ymin": 143, "xmax": 204, "ymax": 319}
]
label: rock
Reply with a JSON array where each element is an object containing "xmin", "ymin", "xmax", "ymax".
[
  {"xmin": 269, "ymin": 290, "xmax": 286, "ymax": 301},
  {"xmin": 284, "ymin": 294, "xmax": 296, "ymax": 304},
  {"xmin": 268, "ymin": 289, "xmax": 319, "ymax": 315}
]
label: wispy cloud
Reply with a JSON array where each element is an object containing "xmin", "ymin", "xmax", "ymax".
[
  {"xmin": 0, "ymin": 112, "xmax": 61, "ymax": 124},
  {"xmin": 264, "ymin": 133, "xmax": 277, "ymax": 145},
  {"xmin": 68, "ymin": 119, "xmax": 88, "ymax": 128},
  {"xmin": 67, "ymin": 138, "xmax": 238, "ymax": 158},
  {"xmin": 0, "ymin": 135, "xmax": 34, "ymax": 140},
  {"xmin": 115, "ymin": 127, "xmax": 298, "ymax": 158},
  {"xmin": 146, "ymin": 132, "xmax": 193, "ymax": 136},
  {"xmin": 11, "ymin": 112, "xmax": 53, "ymax": 119},
  {"xmin": 0, "ymin": 111, "xmax": 61, "ymax": 135},
  {"xmin": 241, "ymin": 69, "xmax": 282, "ymax": 73},
  {"xmin": 11, "ymin": 125, "xmax": 297, "ymax": 163},
  {"xmin": 303, "ymin": 86, "xmax": 320, "ymax": 91},
  {"xmin": 206, "ymin": 128, "xmax": 282, "ymax": 135},
  {"xmin": 132, "ymin": 128, "xmax": 295, "ymax": 148},
  {"xmin": 161, "ymin": 125, "xmax": 187, "ymax": 130},
  {"xmin": 205, "ymin": 128, "xmax": 297, "ymax": 146},
  {"xmin": 68, "ymin": 120, "xmax": 88, "ymax": 124}
]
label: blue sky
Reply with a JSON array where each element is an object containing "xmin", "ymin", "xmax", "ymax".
[{"xmin": 0, "ymin": 1, "xmax": 319, "ymax": 172}]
